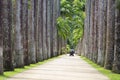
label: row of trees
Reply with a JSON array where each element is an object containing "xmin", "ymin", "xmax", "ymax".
[
  {"xmin": 77, "ymin": 0, "xmax": 120, "ymax": 73},
  {"xmin": 0, "ymin": 0, "xmax": 65, "ymax": 74}
]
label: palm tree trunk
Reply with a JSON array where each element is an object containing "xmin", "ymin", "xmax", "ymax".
[
  {"xmin": 3, "ymin": 0, "xmax": 14, "ymax": 70},
  {"xmin": 14, "ymin": 0, "xmax": 24, "ymax": 68},
  {"xmin": 102, "ymin": 0, "xmax": 107, "ymax": 66},
  {"xmin": 0, "ymin": 0, "xmax": 4, "ymax": 74},
  {"xmin": 43, "ymin": 0, "xmax": 48, "ymax": 60},
  {"xmin": 93, "ymin": 0, "xmax": 99, "ymax": 63},
  {"xmin": 97, "ymin": 0, "xmax": 107, "ymax": 66},
  {"xmin": 28, "ymin": 0, "xmax": 36, "ymax": 64},
  {"xmin": 112, "ymin": 4, "xmax": 120, "ymax": 73},
  {"xmin": 38, "ymin": 0, "xmax": 44, "ymax": 61},
  {"xmin": 34, "ymin": 0, "xmax": 39, "ymax": 62},
  {"xmin": 104, "ymin": 0, "xmax": 115, "ymax": 70},
  {"xmin": 47, "ymin": 0, "xmax": 52, "ymax": 58},
  {"xmin": 85, "ymin": 0, "xmax": 91, "ymax": 58},
  {"xmin": 52, "ymin": 0, "xmax": 58, "ymax": 56},
  {"xmin": 21, "ymin": 0, "xmax": 30, "ymax": 65},
  {"xmin": 56, "ymin": 0, "xmax": 61, "ymax": 55},
  {"xmin": 89, "ymin": 0, "xmax": 95, "ymax": 60}
]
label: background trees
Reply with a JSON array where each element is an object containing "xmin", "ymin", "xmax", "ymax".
[{"xmin": 57, "ymin": 0, "xmax": 85, "ymax": 49}]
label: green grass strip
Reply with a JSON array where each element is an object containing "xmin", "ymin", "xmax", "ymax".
[
  {"xmin": 81, "ymin": 56, "xmax": 120, "ymax": 80},
  {"xmin": 0, "ymin": 56, "xmax": 61, "ymax": 80}
]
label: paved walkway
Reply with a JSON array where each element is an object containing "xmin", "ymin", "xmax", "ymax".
[{"xmin": 7, "ymin": 54, "xmax": 109, "ymax": 80}]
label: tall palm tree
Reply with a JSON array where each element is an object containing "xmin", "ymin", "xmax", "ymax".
[
  {"xmin": 112, "ymin": 2, "xmax": 120, "ymax": 73},
  {"xmin": 52, "ymin": 0, "xmax": 58, "ymax": 56},
  {"xmin": 0, "ymin": 0, "xmax": 4, "ymax": 74},
  {"xmin": 56, "ymin": 0, "xmax": 61, "ymax": 55},
  {"xmin": 93, "ymin": 0, "xmax": 99, "ymax": 63},
  {"xmin": 3, "ymin": 0, "xmax": 14, "ymax": 71},
  {"xmin": 85, "ymin": 0, "xmax": 91, "ymax": 58},
  {"xmin": 21, "ymin": 0, "xmax": 30, "ymax": 65},
  {"xmin": 104, "ymin": 0, "xmax": 115, "ymax": 70},
  {"xmin": 89, "ymin": 0, "xmax": 95, "ymax": 60},
  {"xmin": 38, "ymin": 0, "xmax": 44, "ymax": 61},
  {"xmin": 28, "ymin": 0, "xmax": 36, "ymax": 64},
  {"xmin": 42, "ymin": 0, "xmax": 48, "ymax": 59},
  {"xmin": 47, "ymin": 0, "xmax": 52, "ymax": 58},
  {"xmin": 14, "ymin": 0, "xmax": 24, "ymax": 68},
  {"xmin": 97, "ymin": 0, "xmax": 107, "ymax": 66},
  {"xmin": 34, "ymin": 0, "xmax": 39, "ymax": 62}
]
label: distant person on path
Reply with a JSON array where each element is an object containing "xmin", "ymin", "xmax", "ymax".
[{"xmin": 69, "ymin": 49, "xmax": 75, "ymax": 56}]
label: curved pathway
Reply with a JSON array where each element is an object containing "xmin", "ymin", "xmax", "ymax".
[{"xmin": 7, "ymin": 54, "xmax": 109, "ymax": 80}]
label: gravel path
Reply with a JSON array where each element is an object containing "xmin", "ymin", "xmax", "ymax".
[{"xmin": 7, "ymin": 54, "xmax": 109, "ymax": 80}]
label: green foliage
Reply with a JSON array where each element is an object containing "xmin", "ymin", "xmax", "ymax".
[
  {"xmin": 57, "ymin": 17, "xmax": 70, "ymax": 39},
  {"xmin": 27, "ymin": 0, "xmax": 31, "ymax": 9},
  {"xmin": 81, "ymin": 56, "xmax": 120, "ymax": 80},
  {"xmin": 116, "ymin": 0, "xmax": 120, "ymax": 10},
  {"xmin": 57, "ymin": 0, "xmax": 86, "ymax": 48},
  {"xmin": 61, "ymin": 44, "xmax": 71, "ymax": 54}
]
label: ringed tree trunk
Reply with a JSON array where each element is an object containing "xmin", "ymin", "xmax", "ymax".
[
  {"xmin": 43, "ymin": 0, "xmax": 48, "ymax": 60},
  {"xmin": 84, "ymin": 0, "xmax": 91, "ymax": 57},
  {"xmin": 52, "ymin": 0, "xmax": 58, "ymax": 56},
  {"xmin": 21, "ymin": 0, "xmax": 30, "ymax": 65},
  {"xmin": 83, "ymin": 18, "xmax": 87, "ymax": 57},
  {"xmin": 102, "ymin": 0, "xmax": 107, "ymax": 66},
  {"xmin": 89, "ymin": 0, "xmax": 95, "ymax": 60},
  {"xmin": 57, "ymin": 0, "xmax": 61, "ymax": 55},
  {"xmin": 2, "ymin": 0, "xmax": 14, "ymax": 71},
  {"xmin": 56, "ymin": 0, "xmax": 61, "ymax": 55},
  {"xmin": 104, "ymin": 0, "xmax": 115, "ymax": 70},
  {"xmin": 0, "ymin": 28, "xmax": 3, "ymax": 74},
  {"xmin": 47, "ymin": 0, "xmax": 52, "ymax": 58},
  {"xmin": 0, "ymin": 0, "xmax": 4, "ymax": 74},
  {"xmin": 50, "ymin": 0, "xmax": 54, "ymax": 57},
  {"xmin": 85, "ymin": 0, "xmax": 91, "ymax": 58},
  {"xmin": 88, "ymin": 0, "xmax": 91, "ymax": 59},
  {"xmin": 93, "ymin": 0, "xmax": 99, "ymax": 63},
  {"xmin": 12, "ymin": 0, "xmax": 16, "ymax": 68},
  {"xmin": 14, "ymin": 0, "xmax": 24, "ymax": 68},
  {"xmin": 97, "ymin": 0, "xmax": 107, "ymax": 66},
  {"xmin": 28, "ymin": 0, "xmax": 36, "ymax": 64},
  {"xmin": 34, "ymin": 0, "xmax": 39, "ymax": 62},
  {"xmin": 38, "ymin": 0, "xmax": 44, "ymax": 61},
  {"xmin": 112, "ymin": 3, "xmax": 120, "ymax": 73}
]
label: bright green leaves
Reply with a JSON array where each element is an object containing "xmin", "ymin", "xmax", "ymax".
[
  {"xmin": 57, "ymin": 0, "xmax": 86, "ymax": 48},
  {"xmin": 57, "ymin": 17, "xmax": 70, "ymax": 39},
  {"xmin": 60, "ymin": 0, "xmax": 73, "ymax": 17},
  {"xmin": 73, "ymin": 28, "xmax": 83, "ymax": 46}
]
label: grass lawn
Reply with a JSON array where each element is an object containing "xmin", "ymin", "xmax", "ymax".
[
  {"xmin": 0, "ymin": 56, "xmax": 60, "ymax": 80},
  {"xmin": 81, "ymin": 56, "xmax": 120, "ymax": 80}
]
